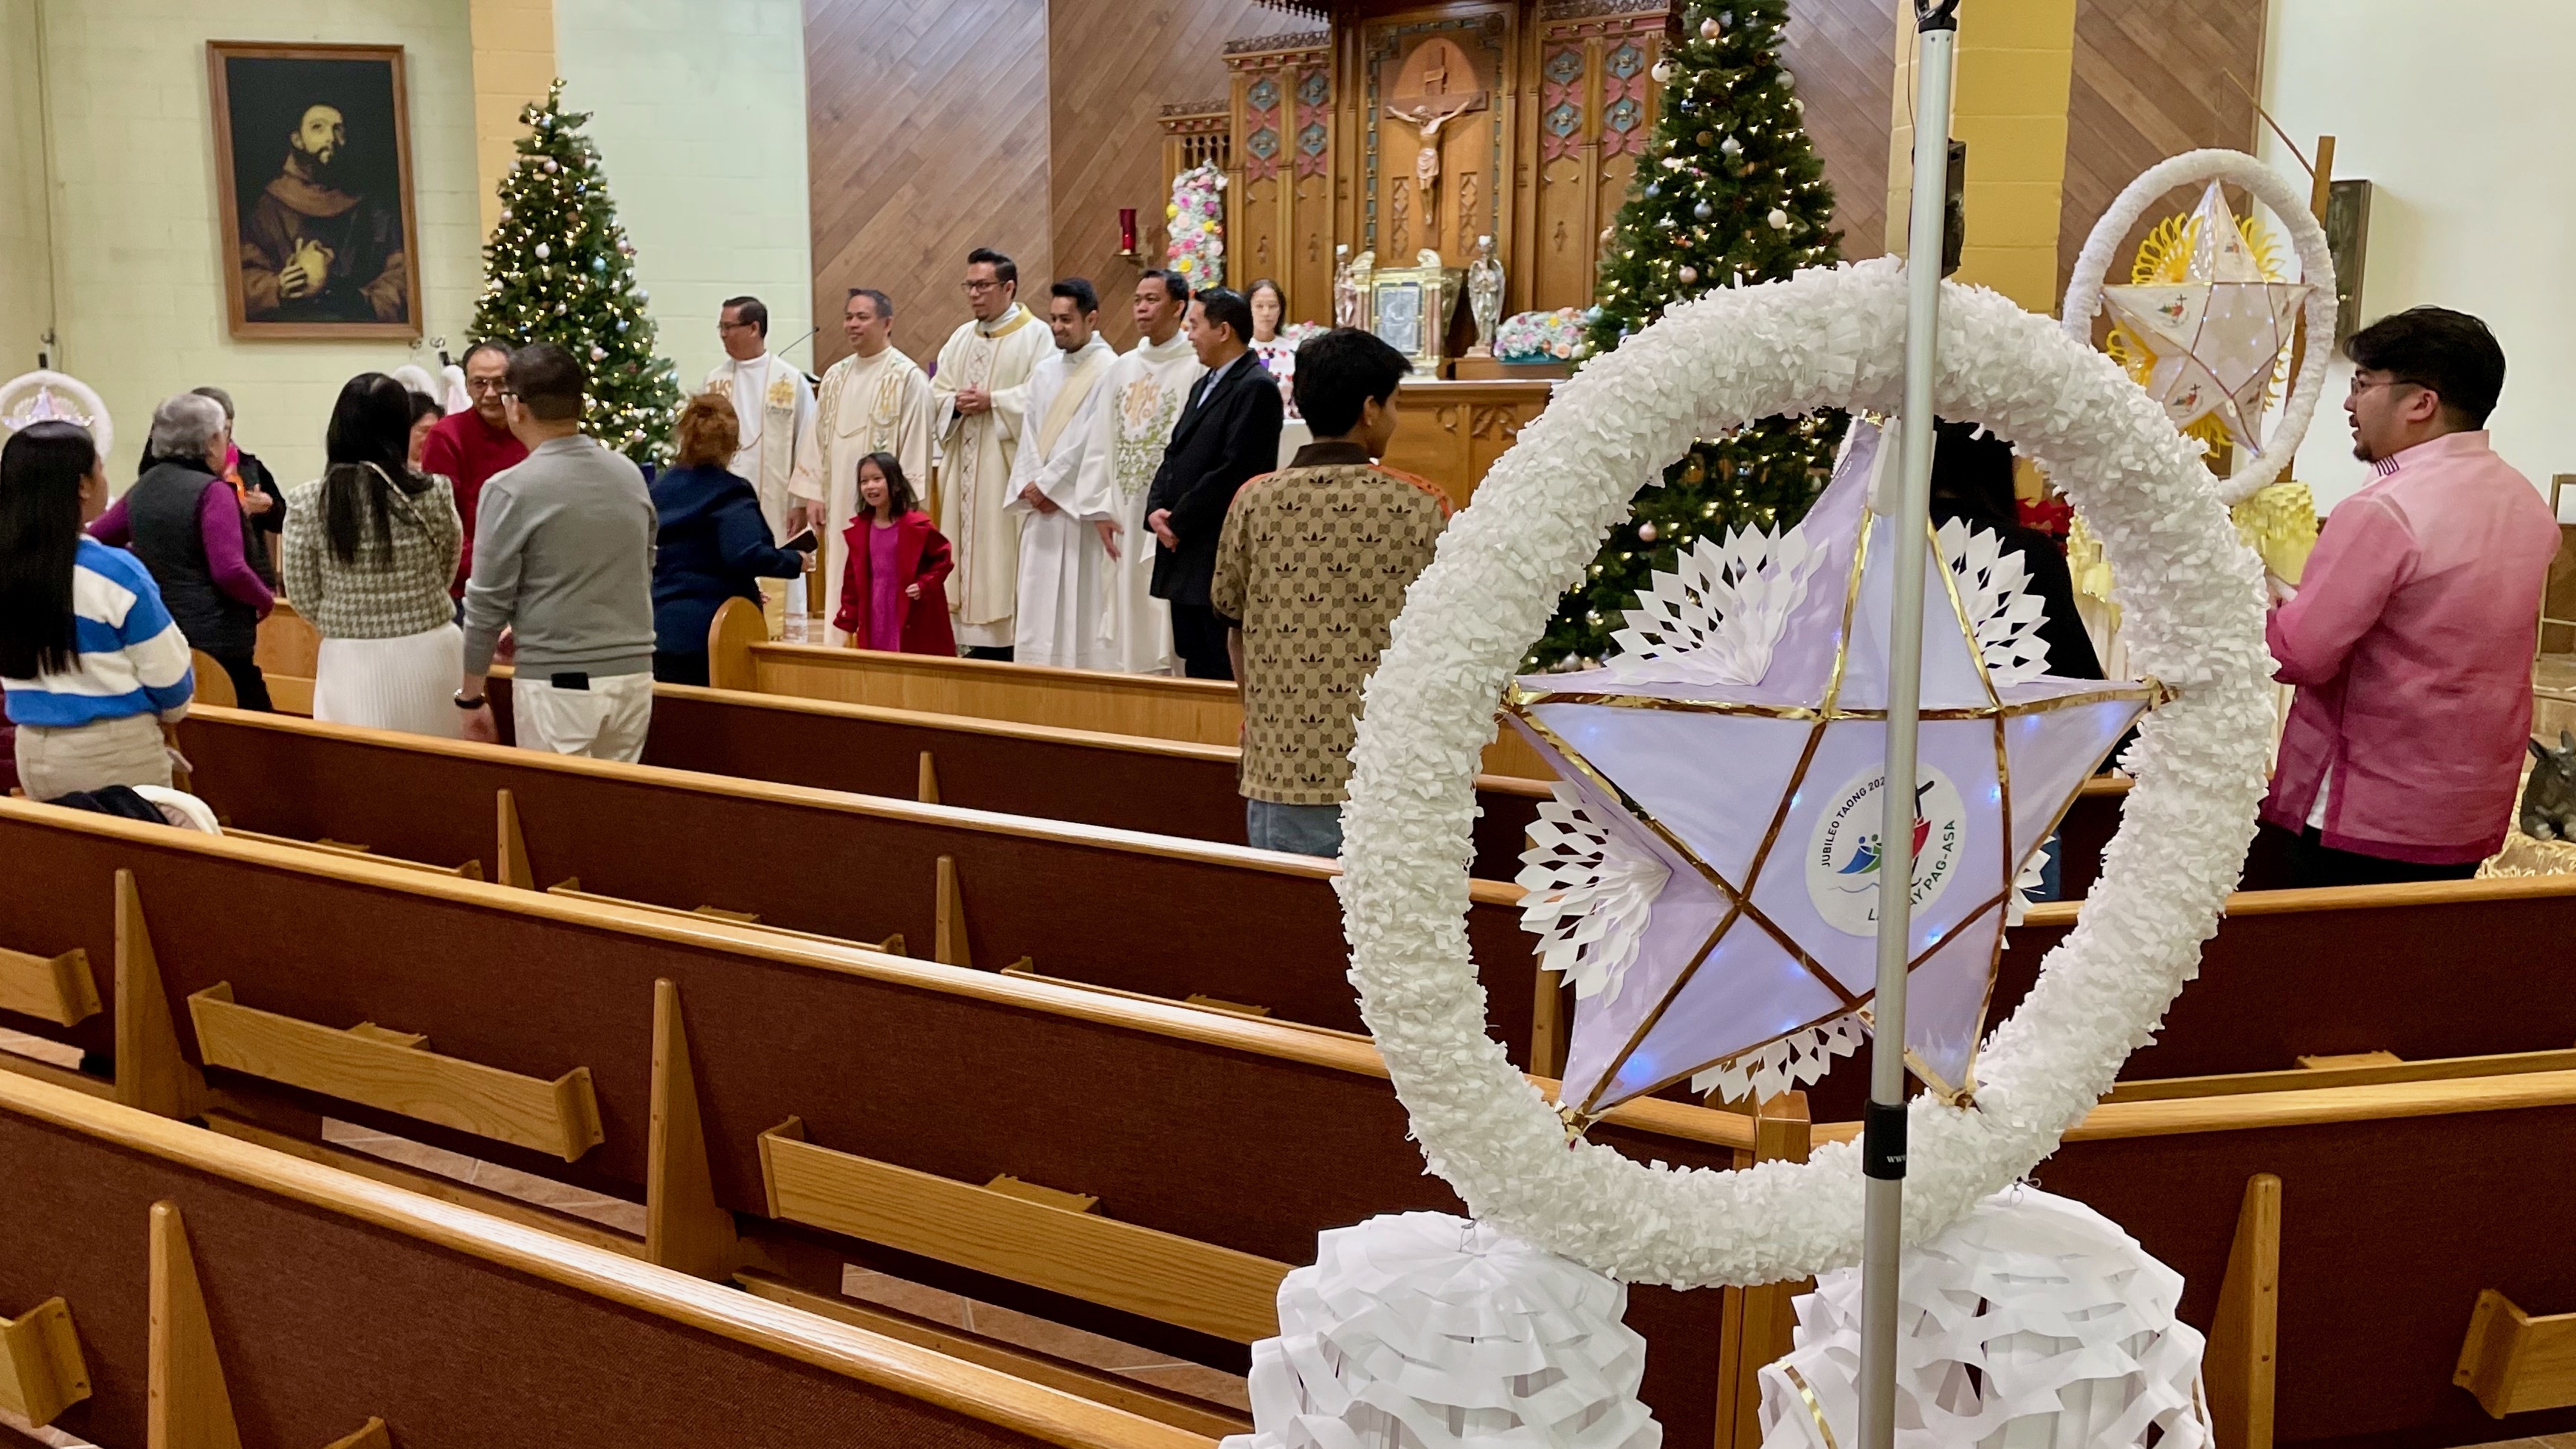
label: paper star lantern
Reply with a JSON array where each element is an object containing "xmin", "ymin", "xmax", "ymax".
[
  {"xmin": 2099, "ymin": 182, "xmax": 2312, "ymax": 446},
  {"xmin": 1509, "ymin": 424, "xmax": 2154, "ymax": 1115}
]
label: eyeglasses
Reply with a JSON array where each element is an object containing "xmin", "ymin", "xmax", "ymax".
[
  {"xmin": 465, "ymin": 377, "xmax": 508, "ymax": 394},
  {"xmin": 2347, "ymin": 374, "xmax": 2422, "ymax": 400},
  {"xmin": 962, "ymin": 279, "xmax": 1003, "ymax": 295},
  {"xmin": 718, "ymin": 319, "xmax": 757, "ymax": 331}
]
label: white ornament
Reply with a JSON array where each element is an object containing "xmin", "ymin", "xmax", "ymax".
[
  {"xmin": 1677, "ymin": 264, "xmax": 1699, "ymax": 285},
  {"xmin": 1226, "ymin": 1214, "xmax": 1659, "ymax": 1449},
  {"xmin": 541, "ymin": 158, "xmax": 559, "ymax": 173},
  {"xmin": 1721, "ymin": 137, "xmax": 1744, "ymax": 158},
  {"xmin": 1333, "ymin": 257, "xmax": 2274, "ymax": 1288},
  {"xmin": 1517, "ymin": 786, "xmax": 1670, "ymax": 1006},
  {"xmin": 1758, "ymin": 1188, "xmax": 2211, "ymax": 1449},
  {"xmin": 534, "ymin": 241, "xmax": 551, "ymax": 260},
  {"xmin": 2062, "ymin": 149, "xmax": 2337, "ymax": 504},
  {"xmin": 1767, "ymin": 207, "xmax": 1791, "ymax": 230},
  {"xmin": 1608, "ymin": 522, "xmax": 1819, "ymax": 686},
  {"xmin": 1636, "ymin": 520, "xmax": 1659, "ymax": 543},
  {"xmin": 1938, "ymin": 518, "xmax": 2052, "ymax": 687},
  {"xmin": 1651, "ymin": 58, "xmax": 1676, "ymax": 84}
]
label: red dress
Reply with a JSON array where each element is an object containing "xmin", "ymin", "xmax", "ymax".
[{"xmin": 833, "ymin": 509, "xmax": 957, "ymax": 655}]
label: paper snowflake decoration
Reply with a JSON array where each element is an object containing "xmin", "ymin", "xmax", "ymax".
[{"xmin": 1512, "ymin": 423, "xmax": 2154, "ymax": 1113}]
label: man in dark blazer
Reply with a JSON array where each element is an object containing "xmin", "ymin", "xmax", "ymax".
[{"xmin": 1146, "ymin": 286, "xmax": 1284, "ymax": 679}]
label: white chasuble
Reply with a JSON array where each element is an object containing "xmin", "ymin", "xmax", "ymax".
[
  {"xmin": 931, "ymin": 305, "xmax": 1050, "ymax": 650},
  {"xmin": 705, "ymin": 353, "xmax": 816, "ymax": 541},
  {"xmin": 1005, "ymin": 334, "xmax": 1117, "ymax": 668},
  {"xmin": 1070, "ymin": 331, "xmax": 1202, "ymax": 675},
  {"xmin": 791, "ymin": 345, "xmax": 936, "ymax": 644}
]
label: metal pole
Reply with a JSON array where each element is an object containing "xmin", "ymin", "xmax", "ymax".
[{"xmin": 1859, "ymin": 4, "xmax": 1958, "ymax": 1447}]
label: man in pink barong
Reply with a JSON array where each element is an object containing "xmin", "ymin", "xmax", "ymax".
[{"xmin": 2260, "ymin": 307, "xmax": 2560, "ymax": 887}]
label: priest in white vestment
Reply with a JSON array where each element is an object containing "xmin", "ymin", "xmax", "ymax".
[
  {"xmin": 1070, "ymin": 270, "xmax": 1202, "ymax": 675},
  {"xmin": 1005, "ymin": 280, "xmax": 1118, "ymax": 668},
  {"xmin": 931, "ymin": 248, "xmax": 1051, "ymax": 658},
  {"xmin": 789, "ymin": 288, "xmax": 937, "ymax": 645},
  {"xmin": 704, "ymin": 295, "xmax": 815, "ymax": 540}
]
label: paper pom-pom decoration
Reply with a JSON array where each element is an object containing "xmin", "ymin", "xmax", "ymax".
[
  {"xmin": 1759, "ymin": 1188, "xmax": 2211, "ymax": 1449},
  {"xmin": 1226, "ymin": 1213, "xmax": 1659, "ymax": 1449}
]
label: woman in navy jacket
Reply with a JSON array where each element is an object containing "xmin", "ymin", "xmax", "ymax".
[{"xmin": 649, "ymin": 394, "xmax": 814, "ymax": 685}]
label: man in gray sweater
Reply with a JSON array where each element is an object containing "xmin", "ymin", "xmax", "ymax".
[{"xmin": 454, "ymin": 343, "xmax": 658, "ymax": 760}]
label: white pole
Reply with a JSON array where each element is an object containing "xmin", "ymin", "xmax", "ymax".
[{"xmin": 1859, "ymin": 4, "xmax": 1958, "ymax": 1446}]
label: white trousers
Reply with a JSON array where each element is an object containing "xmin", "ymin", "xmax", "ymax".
[{"xmin": 512, "ymin": 670, "xmax": 653, "ymax": 763}]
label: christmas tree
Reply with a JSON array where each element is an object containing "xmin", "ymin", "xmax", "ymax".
[
  {"xmin": 1531, "ymin": 0, "xmax": 1846, "ymax": 669},
  {"xmin": 470, "ymin": 82, "xmax": 681, "ymax": 464}
]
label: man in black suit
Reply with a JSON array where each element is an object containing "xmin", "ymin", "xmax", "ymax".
[{"xmin": 1145, "ymin": 287, "xmax": 1283, "ymax": 680}]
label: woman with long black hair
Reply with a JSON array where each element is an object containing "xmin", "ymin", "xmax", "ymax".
[
  {"xmin": 0, "ymin": 421, "xmax": 196, "ymax": 799},
  {"xmin": 280, "ymin": 373, "xmax": 465, "ymax": 737}
]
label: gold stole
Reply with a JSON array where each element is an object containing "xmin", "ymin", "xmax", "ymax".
[{"xmin": 1036, "ymin": 349, "xmax": 1112, "ymax": 457}]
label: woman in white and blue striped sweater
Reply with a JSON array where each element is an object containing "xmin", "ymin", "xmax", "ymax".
[{"xmin": 1, "ymin": 420, "xmax": 195, "ymax": 800}]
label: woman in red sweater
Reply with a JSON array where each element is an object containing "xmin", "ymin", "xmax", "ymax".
[{"xmin": 833, "ymin": 452, "xmax": 956, "ymax": 655}]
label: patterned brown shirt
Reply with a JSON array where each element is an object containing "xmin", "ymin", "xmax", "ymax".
[{"xmin": 1213, "ymin": 441, "xmax": 1453, "ymax": 805}]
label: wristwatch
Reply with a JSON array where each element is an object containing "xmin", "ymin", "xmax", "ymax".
[{"xmin": 453, "ymin": 692, "xmax": 487, "ymax": 710}]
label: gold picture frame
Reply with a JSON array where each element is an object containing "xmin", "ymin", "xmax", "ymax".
[{"xmin": 208, "ymin": 41, "xmax": 424, "ymax": 340}]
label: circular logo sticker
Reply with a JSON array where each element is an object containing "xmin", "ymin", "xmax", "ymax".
[{"xmin": 1805, "ymin": 765, "xmax": 1966, "ymax": 935}]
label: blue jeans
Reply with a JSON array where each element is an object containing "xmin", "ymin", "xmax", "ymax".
[{"xmin": 1246, "ymin": 799, "xmax": 1343, "ymax": 858}]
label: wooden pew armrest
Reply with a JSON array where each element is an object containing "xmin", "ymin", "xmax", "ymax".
[{"xmin": 0, "ymin": 1296, "xmax": 90, "ymax": 1427}]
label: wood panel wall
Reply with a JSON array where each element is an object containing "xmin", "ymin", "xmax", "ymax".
[
  {"xmin": 1783, "ymin": 0, "xmax": 1898, "ymax": 258},
  {"xmin": 796, "ymin": 0, "xmax": 1925, "ymax": 370},
  {"xmin": 1050, "ymin": 0, "xmax": 1269, "ymax": 349},
  {"xmin": 805, "ymin": 0, "xmax": 1054, "ymax": 369},
  {"xmin": 2059, "ymin": 0, "xmax": 2264, "ymax": 308}
]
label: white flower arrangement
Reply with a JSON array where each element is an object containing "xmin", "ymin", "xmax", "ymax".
[
  {"xmin": 1497, "ymin": 307, "xmax": 1585, "ymax": 362},
  {"xmin": 1166, "ymin": 162, "xmax": 1227, "ymax": 289},
  {"xmin": 1334, "ymin": 256, "xmax": 2275, "ymax": 1289}
]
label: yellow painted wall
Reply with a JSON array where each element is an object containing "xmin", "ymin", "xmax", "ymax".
[
  {"xmin": 469, "ymin": 0, "xmax": 556, "ymax": 240},
  {"xmin": 1884, "ymin": 0, "xmax": 2076, "ymax": 313}
]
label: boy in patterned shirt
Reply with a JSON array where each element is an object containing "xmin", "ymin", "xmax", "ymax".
[{"xmin": 1213, "ymin": 328, "xmax": 1451, "ymax": 857}]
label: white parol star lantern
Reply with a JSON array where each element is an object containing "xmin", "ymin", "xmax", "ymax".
[
  {"xmin": 1513, "ymin": 424, "xmax": 2154, "ymax": 1114},
  {"xmin": 2097, "ymin": 182, "xmax": 2313, "ymax": 447}
]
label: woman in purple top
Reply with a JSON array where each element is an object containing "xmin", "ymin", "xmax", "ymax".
[{"xmin": 89, "ymin": 392, "xmax": 275, "ymax": 709}]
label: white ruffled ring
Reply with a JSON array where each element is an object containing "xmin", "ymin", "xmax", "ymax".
[{"xmin": 1335, "ymin": 258, "xmax": 2275, "ymax": 1290}]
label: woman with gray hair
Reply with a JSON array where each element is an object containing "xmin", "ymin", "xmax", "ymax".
[{"xmin": 90, "ymin": 391, "xmax": 276, "ymax": 708}]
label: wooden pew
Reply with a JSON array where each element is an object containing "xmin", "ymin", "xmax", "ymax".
[
  {"xmin": 27, "ymin": 799, "xmax": 2575, "ymax": 1445},
  {"xmin": 165, "ymin": 706, "xmax": 1563, "ymax": 1068},
  {"xmin": 0, "ymin": 1069, "xmax": 1210, "ymax": 1449},
  {"xmin": 0, "ymin": 799, "xmax": 1768, "ymax": 1448},
  {"xmin": 1801, "ymin": 871, "xmax": 2576, "ymax": 1123},
  {"xmin": 702, "ymin": 597, "xmax": 1559, "ymax": 780},
  {"xmin": 2027, "ymin": 1064, "xmax": 2576, "ymax": 1448},
  {"xmin": 490, "ymin": 675, "xmax": 1552, "ymax": 881}
]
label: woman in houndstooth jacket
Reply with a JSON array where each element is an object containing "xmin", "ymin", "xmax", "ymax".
[{"xmin": 281, "ymin": 374, "xmax": 466, "ymax": 738}]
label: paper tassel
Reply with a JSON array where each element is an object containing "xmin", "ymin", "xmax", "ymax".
[
  {"xmin": 1757, "ymin": 1188, "xmax": 2211, "ymax": 1449},
  {"xmin": 1225, "ymin": 1213, "xmax": 1661, "ymax": 1449}
]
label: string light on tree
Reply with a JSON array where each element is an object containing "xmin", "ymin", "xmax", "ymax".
[
  {"xmin": 1538, "ymin": 0, "xmax": 1844, "ymax": 670},
  {"xmin": 468, "ymin": 80, "xmax": 681, "ymax": 464}
]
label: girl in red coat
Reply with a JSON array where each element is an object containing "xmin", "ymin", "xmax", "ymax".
[{"xmin": 833, "ymin": 452, "xmax": 957, "ymax": 655}]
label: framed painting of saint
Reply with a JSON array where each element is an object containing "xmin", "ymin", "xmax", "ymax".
[{"xmin": 208, "ymin": 41, "xmax": 423, "ymax": 339}]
